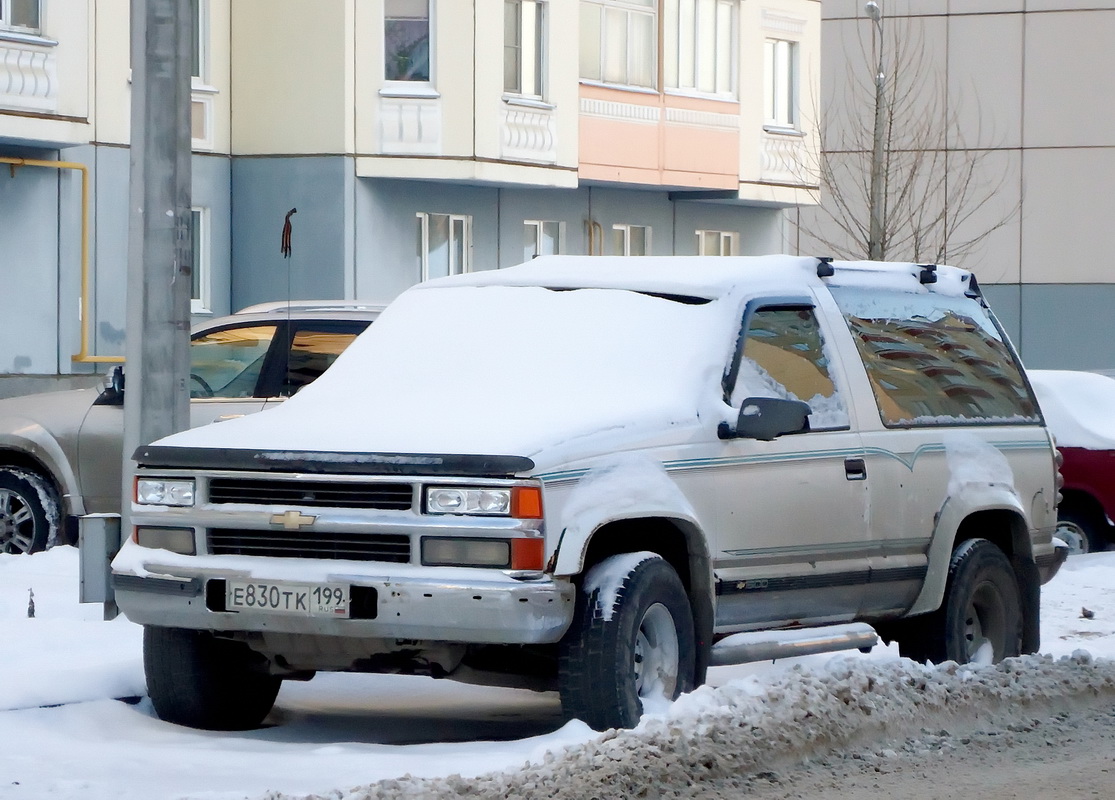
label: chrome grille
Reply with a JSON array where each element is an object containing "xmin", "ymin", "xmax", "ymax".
[
  {"xmin": 208, "ymin": 478, "xmax": 413, "ymax": 510},
  {"xmin": 208, "ymin": 528, "xmax": 411, "ymax": 562}
]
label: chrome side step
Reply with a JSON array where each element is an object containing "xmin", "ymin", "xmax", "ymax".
[{"xmin": 710, "ymin": 622, "xmax": 878, "ymax": 666}]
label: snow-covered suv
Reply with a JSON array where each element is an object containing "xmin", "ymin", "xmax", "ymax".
[{"xmin": 112, "ymin": 256, "xmax": 1066, "ymax": 732}]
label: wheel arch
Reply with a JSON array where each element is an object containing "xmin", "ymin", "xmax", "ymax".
[
  {"xmin": 910, "ymin": 497, "xmax": 1041, "ymax": 654},
  {"xmin": 561, "ymin": 515, "xmax": 714, "ymax": 683},
  {"xmin": 0, "ymin": 433, "xmax": 78, "ymax": 517}
]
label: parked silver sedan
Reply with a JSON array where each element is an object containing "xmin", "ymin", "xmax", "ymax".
[{"xmin": 0, "ymin": 300, "xmax": 380, "ymax": 554}]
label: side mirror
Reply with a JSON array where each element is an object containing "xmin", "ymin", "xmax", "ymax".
[
  {"xmin": 94, "ymin": 366, "xmax": 125, "ymax": 407},
  {"xmin": 718, "ymin": 396, "xmax": 811, "ymax": 441}
]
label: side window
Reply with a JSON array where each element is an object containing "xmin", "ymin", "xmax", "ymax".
[
  {"xmin": 188, "ymin": 325, "xmax": 277, "ymax": 399},
  {"xmin": 829, "ymin": 287, "xmax": 1040, "ymax": 426},
  {"xmin": 732, "ymin": 306, "xmax": 848, "ymax": 430},
  {"xmin": 276, "ymin": 324, "xmax": 367, "ymax": 397}
]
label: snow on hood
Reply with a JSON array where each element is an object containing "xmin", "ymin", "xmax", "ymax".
[
  {"xmin": 155, "ymin": 283, "xmax": 740, "ymax": 467},
  {"xmin": 1028, "ymin": 369, "xmax": 1115, "ymax": 450}
]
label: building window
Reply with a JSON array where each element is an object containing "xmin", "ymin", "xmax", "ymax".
[
  {"xmin": 664, "ymin": 0, "xmax": 737, "ymax": 97},
  {"xmin": 612, "ymin": 224, "xmax": 650, "ymax": 256},
  {"xmin": 765, "ymin": 39, "xmax": 798, "ymax": 129},
  {"xmin": 523, "ymin": 220, "xmax": 562, "ymax": 261},
  {"xmin": 190, "ymin": 0, "xmax": 206, "ymax": 81},
  {"xmin": 697, "ymin": 230, "xmax": 738, "ymax": 256},
  {"xmin": 385, "ymin": 0, "xmax": 431, "ymax": 82},
  {"xmin": 418, "ymin": 212, "xmax": 471, "ymax": 280},
  {"xmin": 505, "ymin": 0, "xmax": 545, "ymax": 97},
  {"xmin": 580, "ymin": 0, "xmax": 656, "ymax": 89},
  {"xmin": 190, "ymin": 208, "xmax": 211, "ymax": 314},
  {"xmin": 0, "ymin": 0, "xmax": 40, "ymax": 32}
]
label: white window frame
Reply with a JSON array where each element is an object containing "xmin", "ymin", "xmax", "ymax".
[
  {"xmin": 664, "ymin": 0, "xmax": 738, "ymax": 99},
  {"xmin": 504, "ymin": 0, "xmax": 546, "ymax": 99},
  {"xmin": 417, "ymin": 212, "xmax": 472, "ymax": 281},
  {"xmin": 696, "ymin": 229, "xmax": 738, "ymax": 256},
  {"xmin": 190, "ymin": 0, "xmax": 209, "ymax": 83},
  {"xmin": 764, "ymin": 38, "xmax": 799, "ymax": 130},
  {"xmin": 190, "ymin": 207, "xmax": 212, "ymax": 314},
  {"xmin": 523, "ymin": 219, "xmax": 564, "ymax": 260},
  {"xmin": 384, "ymin": 0, "xmax": 434, "ymax": 87},
  {"xmin": 580, "ymin": 0, "xmax": 657, "ymax": 90},
  {"xmin": 612, "ymin": 223, "xmax": 651, "ymax": 256},
  {"xmin": 0, "ymin": 0, "xmax": 41, "ymax": 34}
]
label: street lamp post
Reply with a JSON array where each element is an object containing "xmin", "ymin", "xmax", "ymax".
[{"xmin": 865, "ymin": 1, "xmax": 886, "ymax": 260}]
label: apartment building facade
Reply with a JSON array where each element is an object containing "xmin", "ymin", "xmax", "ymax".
[
  {"xmin": 792, "ymin": 0, "xmax": 1115, "ymax": 371},
  {"xmin": 0, "ymin": 0, "xmax": 821, "ymax": 393}
]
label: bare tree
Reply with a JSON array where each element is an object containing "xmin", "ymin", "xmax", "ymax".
[{"xmin": 798, "ymin": 9, "xmax": 1017, "ymax": 264}]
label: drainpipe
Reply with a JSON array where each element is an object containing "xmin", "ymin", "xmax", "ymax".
[{"xmin": 0, "ymin": 156, "xmax": 124, "ymax": 364}]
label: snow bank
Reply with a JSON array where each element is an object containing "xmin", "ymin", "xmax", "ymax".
[{"xmin": 267, "ymin": 653, "xmax": 1115, "ymax": 800}]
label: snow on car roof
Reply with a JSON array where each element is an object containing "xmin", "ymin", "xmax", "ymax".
[
  {"xmin": 424, "ymin": 255, "xmax": 975, "ymax": 300},
  {"xmin": 1028, "ymin": 369, "xmax": 1115, "ymax": 450}
]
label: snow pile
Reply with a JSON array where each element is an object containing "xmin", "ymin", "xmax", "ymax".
[
  {"xmin": 264, "ymin": 653, "xmax": 1115, "ymax": 800},
  {"xmin": 1028, "ymin": 369, "xmax": 1115, "ymax": 450}
]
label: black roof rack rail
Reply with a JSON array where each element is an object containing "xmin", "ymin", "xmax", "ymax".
[
  {"xmin": 816, "ymin": 257, "xmax": 835, "ymax": 278},
  {"xmin": 918, "ymin": 264, "xmax": 938, "ymax": 284}
]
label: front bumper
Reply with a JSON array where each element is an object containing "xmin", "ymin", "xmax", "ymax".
[{"xmin": 113, "ymin": 551, "xmax": 575, "ymax": 644}]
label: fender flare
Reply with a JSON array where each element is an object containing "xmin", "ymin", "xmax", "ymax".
[
  {"xmin": 0, "ymin": 420, "xmax": 84, "ymax": 517},
  {"xmin": 907, "ymin": 483, "xmax": 1031, "ymax": 618},
  {"xmin": 552, "ymin": 507, "xmax": 715, "ymax": 683}
]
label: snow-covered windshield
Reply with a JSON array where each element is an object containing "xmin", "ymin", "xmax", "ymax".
[{"xmin": 161, "ymin": 284, "xmax": 738, "ymax": 459}]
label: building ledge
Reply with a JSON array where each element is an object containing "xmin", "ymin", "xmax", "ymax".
[{"xmin": 355, "ymin": 155, "xmax": 578, "ymax": 189}]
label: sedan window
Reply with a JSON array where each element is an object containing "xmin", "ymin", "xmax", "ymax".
[
  {"xmin": 278, "ymin": 327, "xmax": 364, "ymax": 396},
  {"xmin": 189, "ymin": 325, "xmax": 277, "ymax": 398}
]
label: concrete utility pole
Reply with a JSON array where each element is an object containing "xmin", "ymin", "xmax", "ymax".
[
  {"xmin": 865, "ymin": 1, "xmax": 887, "ymax": 261},
  {"xmin": 122, "ymin": 0, "xmax": 193, "ymax": 513}
]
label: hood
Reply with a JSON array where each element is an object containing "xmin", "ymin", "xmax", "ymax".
[{"xmin": 152, "ymin": 283, "xmax": 740, "ymax": 470}]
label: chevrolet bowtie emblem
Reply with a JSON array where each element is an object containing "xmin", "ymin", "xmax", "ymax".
[{"xmin": 270, "ymin": 510, "xmax": 317, "ymax": 530}]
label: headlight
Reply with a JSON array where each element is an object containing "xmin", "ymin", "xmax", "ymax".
[
  {"xmin": 134, "ymin": 526, "xmax": 196, "ymax": 555},
  {"xmin": 135, "ymin": 478, "xmax": 196, "ymax": 507},
  {"xmin": 426, "ymin": 487, "xmax": 511, "ymax": 515},
  {"xmin": 424, "ymin": 485, "xmax": 543, "ymax": 518},
  {"xmin": 421, "ymin": 537, "xmax": 511, "ymax": 567}
]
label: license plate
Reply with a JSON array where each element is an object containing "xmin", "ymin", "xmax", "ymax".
[{"xmin": 225, "ymin": 580, "xmax": 349, "ymax": 618}]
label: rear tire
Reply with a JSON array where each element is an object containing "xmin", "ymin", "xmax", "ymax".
[
  {"xmin": 894, "ymin": 539, "xmax": 1022, "ymax": 665},
  {"xmin": 144, "ymin": 626, "xmax": 282, "ymax": 730},
  {"xmin": 558, "ymin": 553, "xmax": 696, "ymax": 731},
  {"xmin": 0, "ymin": 468, "xmax": 60, "ymax": 554}
]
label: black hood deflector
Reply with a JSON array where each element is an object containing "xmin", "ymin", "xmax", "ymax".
[{"xmin": 134, "ymin": 445, "xmax": 535, "ymax": 478}]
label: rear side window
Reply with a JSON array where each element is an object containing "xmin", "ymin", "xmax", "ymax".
[
  {"xmin": 277, "ymin": 326, "xmax": 365, "ymax": 396},
  {"xmin": 829, "ymin": 287, "xmax": 1039, "ymax": 426}
]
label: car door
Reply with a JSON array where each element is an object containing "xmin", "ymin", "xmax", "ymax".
[{"xmin": 709, "ymin": 298, "xmax": 871, "ymax": 631}]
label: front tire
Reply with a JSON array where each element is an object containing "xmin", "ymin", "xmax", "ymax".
[
  {"xmin": 894, "ymin": 539, "xmax": 1022, "ymax": 665},
  {"xmin": 0, "ymin": 468, "xmax": 60, "ymax": 554},
  {"xmin": 144, "ymin": 626, "xmax": 282, "ymax": 730},
  {"xmin": 558, "ymin": 553, "xmax": 696, "ymax": 731}
]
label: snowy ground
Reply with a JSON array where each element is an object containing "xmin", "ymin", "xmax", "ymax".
[{"xmin": 2, "ymin": 548, "xmax": 1115, "ymax": 800}]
